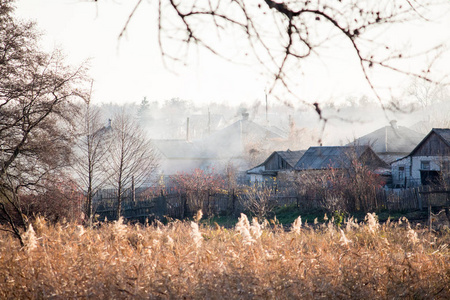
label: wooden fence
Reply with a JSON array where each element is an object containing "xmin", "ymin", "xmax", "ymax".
[
  {"xmin": 91, "ymin": 186, "xmax": 450, "ymax": 222},
  {"xmin": 92, "ymin": 189, "xmax": 242, "ymax": 222},
  {"xmin": 380, "ymin": 186, "xmax": 450, "ymax": 212}
]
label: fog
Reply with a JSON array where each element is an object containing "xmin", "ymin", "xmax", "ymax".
[{"xmin": 94, "ymin": 81, "xmax": 450, "ymax": 176}]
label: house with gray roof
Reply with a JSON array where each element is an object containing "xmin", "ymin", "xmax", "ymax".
[
  {"xmin": 294, "ymin": 145, "xmax": 389, "ymax": 172},
  {"xmin": 202, "ymin": 113, "xmax": 287, "ymax": 168},
  {"xmin": 153, "ymin": 113, "xmax": 289, "ymax": 176},
  {"xmin": 349, "ymin": 120, "xmax": 425, "ymax": 164},
  {"xmin": 184, "ymin": 114, "xmax": 226, "ymax": 139},
  {"xmin": 391, "ymin": 128, "xmax": 450, "ymax": 187},
  {"xmin": 247, "ymin": 150, "xmax": 306, "ymax": 183},
  {"xmin": 152, "ymin": 139, "xmax": 226, "ymax": 175}
]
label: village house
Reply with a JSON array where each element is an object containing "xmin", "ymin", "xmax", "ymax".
[
  {"xmin": 152, "ymin": 113, "xmax": 287, "ymax": 177},
  {"xmin": 294, "ymin": 145, "xmax": 390, "ymax": 180},
  {"xmin": 349, "ymin": 120, "xmax": 425, "ymax": 164},
  {"xmin": 203, "ymin": 113, "xmax": 286, "ymax": 155},
  {"xmin": 391, "ymin": 128, "xmax": 450, "ymax": 188},
  {"xmin": 183, "ymin": 113, "xmax": 226, "ymax": 140},
  {"xmin": 246, "ymin": 150, "xmax": 306, "ymax": 184},
  {"xmin": 151, "ymin": 139, "xmax": 219, "ymax": 176}
]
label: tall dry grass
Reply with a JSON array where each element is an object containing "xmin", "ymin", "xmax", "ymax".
[{"xmin": 0, "ymin": 214, "xmax": 449, "ymax": 299}]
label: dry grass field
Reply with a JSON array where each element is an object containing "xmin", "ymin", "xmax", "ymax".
[{"xmin": 0, "ymin": 213, "xmax": 449, "ymax": 299}]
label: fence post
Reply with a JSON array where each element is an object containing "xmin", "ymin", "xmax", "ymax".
[
  {"xmin": 160, "ymin": 190, "xmax": 167, "ymax": 218},
  {"xmin": 416, "ymin": 188, "xmax": 422, "ymax": 210},
  {"xmin": 232, "ymin": 189, "xmax": 236, "ymax": 215},
  {"xmin": 207, "ymin": 189, "xmax": 211, "ymax": 216},
  {"xmin": 428, "ymin": 193, "xmax": 432, "ymax": 233},
  {"xmin": 132, "ymin": 175, "xmax": 136, "ymax": 204},
  {"xmin": 182, "ymin": 193, "xmax": 187, "ymax": 219}
]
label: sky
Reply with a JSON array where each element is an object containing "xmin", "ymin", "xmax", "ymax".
[{"xmin": 13, "ymin": 0, "xmax": 450, "ymax": 108}]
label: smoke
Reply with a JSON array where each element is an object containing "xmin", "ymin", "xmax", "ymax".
[{"xmin": 92, "ymin": 86, "xmax": 450, "ymax": 177}]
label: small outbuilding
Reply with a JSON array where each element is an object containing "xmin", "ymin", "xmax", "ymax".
[
  {"xmin": 247, "ymin": 150, "xmax": 305, "ymax": 184},
  {"xmin": 391, "ymin": 128, "xmax": 450, "ymax": 187}
]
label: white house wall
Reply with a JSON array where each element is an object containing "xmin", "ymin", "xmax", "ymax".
[
  {"xmin": 247, "ymin": 165, "xmax": 265, "ymax": 184},
  {"xmin": 392, "ymin": 156, "xmax": 450, "ymax": 187},
  {"xmin": 249, "ymin": 174, "xmax": 264, "ymax": 183},
  {"xmin": 391, "ymin": 157, "xmax": 410, "ymax": 187},
  {"xmin": 412, "ymin": 156, "xmax": 448, "ymax": 185}
]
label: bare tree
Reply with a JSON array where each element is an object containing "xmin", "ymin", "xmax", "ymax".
[
  {"xmin": 114, "ymin": 1, "xmax": 449, "ymax": 110},
  {"xmin": 106, "ymin": 110, "xmax": 159, "ymax": 218},
  {"xmin": 72, "ymin": 98, "xmax": 112, "ymax": 226},
  {"xmin": 0, "ymin": 0, "xmax": 88, "ymax": 244},
  {"xmin": 170, "ymin": 168, "xmax": 225, "ymax": 215},
  {"xmin": 407, "ymin": 77, "xmax": 449, "ymax": 109}
]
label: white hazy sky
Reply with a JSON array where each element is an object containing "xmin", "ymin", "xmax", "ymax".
[{"xmin": 14, "ymin": 0, "xmax": 450, "ymax": 107}]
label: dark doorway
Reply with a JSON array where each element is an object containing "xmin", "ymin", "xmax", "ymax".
[{"xmin": 420, "ymin": 170, "xmax": 441, "ymax": 186}]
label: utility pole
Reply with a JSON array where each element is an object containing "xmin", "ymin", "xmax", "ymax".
[
  {"xmin": 265, "ymin": 90, "xmax": 268, "ymax": 124},
  {"xmin": 186, "ymin": 117, "xmax": 190, "ymax": 141},
  {"xmin": 208, "ymin": 108, "xmax": 211, "ymax": 135}
]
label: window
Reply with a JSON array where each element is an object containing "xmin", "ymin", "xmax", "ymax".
[
  {"xmin": 421, "ymin": 161, "xmax": 430, "ymax": 170},
  {"xmin": 398, "ymin": 166, "xmax": 405, "ymax": 181}
]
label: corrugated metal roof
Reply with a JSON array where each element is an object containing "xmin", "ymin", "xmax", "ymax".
[
  {"xmin": 351, "ymin": 125, "xmax": 425, "ymax": 153},
  {"xmin": 294, "ymin": 146, "xmax": 369, "ymax": 170}
]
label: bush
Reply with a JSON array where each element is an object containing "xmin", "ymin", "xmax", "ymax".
[{"xmin": 20, "ymin": 178, "xmax": 83, "ymax": 223}]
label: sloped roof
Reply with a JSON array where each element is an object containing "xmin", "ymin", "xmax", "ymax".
[
  {"xmin": 433, "ymin": 128, "xmax": 450, "ymax": 145},
  {"xmin": 276, "ymin": 150, "xmax": 306, "ymax": 168},
  {"xmin": 152, "ymin": 139, "xmax": 215, "ymax": 159},
  {"xmin": 377, "ymin": 153, "xmax": 405, "ymax": 165},
  {"xmin": 220, "ymin": 119, "xmax": 285, "ymax": 140},
  {"xmin": 267, "ymin": 126, "xmax": 289, "ymax": 139},
  {"xmin": 246, "ymin": 150, "xmax": 305, "ymax": 174},
  {"xmin": 351, "ymin": 124, "xmax": 425, "ymax": 153},
  {"xmin": 250, "ymin": 149, "xmax": 306, "ymax": 170},
  {"xmin": 409, "ymin": 120, "xmax": 432, "ymax": 135},
  {"xmin": 294, "ymin": 146, "xmax": 370, "ymax": 170},
  {"xmin": 408, "ymin": 128, "xmax": 450, "ymax": 156},
  {"xmin": 186, "ymin": 114, "xmax": 225, "ymax": 130},
  {"xmin": 202, "ymin": 119, "xmax": 285, "ymax": 157},
  {"xmin": 246, "ymin": 164, "xmax": 265, "ymax": 174}
]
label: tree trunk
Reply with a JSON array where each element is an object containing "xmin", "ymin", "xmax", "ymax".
[
  {"xmin": 87, "ymin": 185, "xmax": 93, "ymax": 227},
  {"xmin": 116, "ymin": 183, "xmax": 122, "ymax": 220}
]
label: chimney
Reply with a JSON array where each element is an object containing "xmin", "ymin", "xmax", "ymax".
[
  {"xmin": 390, "ymin": 120, "xmax": 398, "ymax": 129},
  {"xmin": 242, "ymin": 112, "xmax": 249, "ymax": 121},
  {"xmin": 208, "ymin": 108, "xmax": 211, "ymax": 135},
  {"xmin": 186, "ymin": 117, "xmax": 190, "ymax": 141},
  {"xmin": 265, "ymin": 92, "xmax": 268, "ymax": 123}
]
